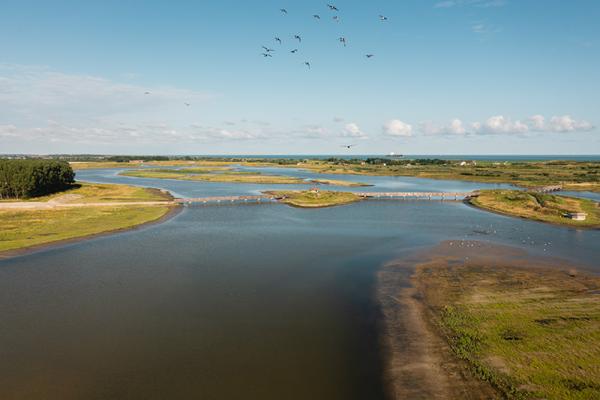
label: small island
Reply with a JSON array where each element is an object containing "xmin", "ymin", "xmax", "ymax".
[
  {"xmin": 266, "ymin": 189, "xmax": 362, "ymax": 208},
  {"xmin": 470, "ymin": 189, "xmax": 600, "ymax": 228},
  {"xmin": 120, "ymin": 168, "xmax": 369, "ymax": 186}
]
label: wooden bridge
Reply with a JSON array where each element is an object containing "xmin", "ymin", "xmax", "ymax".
[
  {"xmin": 174, "ymin": 195, "xmax": 277, "ymax": 204},
  {"xmin": 174, "ymin": 191, "xmax": 479, "ymax": 205},
  {"xmin": 356, "ymin": 192, "xmax": 479, "ymax": 200}
]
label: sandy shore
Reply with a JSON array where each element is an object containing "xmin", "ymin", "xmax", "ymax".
[{"xmin": 377, "ymin": 240, "xmax": 592, "ymax": 399}]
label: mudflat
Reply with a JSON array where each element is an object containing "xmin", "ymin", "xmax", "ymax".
[{"xmin": 378, "ymin": 241, "xmax": 600, "ymax": 399}]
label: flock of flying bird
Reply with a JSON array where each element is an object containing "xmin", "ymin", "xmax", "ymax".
[{"xmin": 261, "ymin": 4, "xmax": 388, "ymax": 69}]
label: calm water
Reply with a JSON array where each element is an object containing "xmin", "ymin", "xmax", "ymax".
[{"xmin": 0, "ymin": 169, "xmax": 598, "ymax": 399}]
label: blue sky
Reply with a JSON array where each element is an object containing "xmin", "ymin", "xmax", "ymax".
[{"xmin": 0, "ymin": 0, "xmax": 599, "ymax": 155}]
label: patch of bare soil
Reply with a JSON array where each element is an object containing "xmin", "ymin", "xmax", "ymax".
[
  {"xmin": 378, "ymin": 240, "xmax": 595, "ymax": 400},
  {"xmin": 378, "ymin": 260, "xmax": 499, "ymax": 399},
  {"xmin": 48, "ymin": 194, "xmax": 83, "ymax": 204}
]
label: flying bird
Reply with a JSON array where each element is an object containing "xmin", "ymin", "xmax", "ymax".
[
  {"xmin": 304, "ymin": 61, "xmax": 311, "ymax": 69},
  {"xmin": 275, "ymin": 37, "xmax": 282, "ymax": 44},
  {"xmin": 379, "ymin": 15, "xmax": 388, "ymax": 21},
  {"xmin": 144, "ymin": 91, "xmax": 150, "ymax": 95},
  {"xmin": 342, "ymin": 144, "xmax": 356, "ymax": 149},
  {"xmin": 262, "ymin": 46, "xmax": 275, "ymax": 52},
  {"xmin": 261, "ymin": 53, "xmax": 273, "ymax": 57},
  {"xmin": 294, "ymin": 34, "xmax": 302, "ymax": 43},
  {"xmin": 365, "ymin": 54, "xmax": 374, "ymax": 58},
  {"xmin": 290, "ymin": 49, "xmax": 298, "ymax": 53},
  {"xmin": 184, "ymin": 103, "xmax": 191, "ymax": 107},
  {"xmin": 313, "ymin": 14, "xmax": 321, "ymax": 19},
  {"xmin": 339, "ymin": 37, "xmax": 347, "ymax": 47},
  {"xmin": 280, "ymin": 8, "xmax": 288, "ymax": 14},
  {"xmin": 327, "ymin": 4, "xmax": 339, "ymax": 11},
  {"xmin": 332, "ymin": 15, "xmax": 340, "ymax": 22}
]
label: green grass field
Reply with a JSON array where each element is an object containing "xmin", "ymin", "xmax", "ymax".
[
  {"xmin": 120, "ymin": 168, "xmax": 308, "ymax": 184},
  {"xmin": 470, "ymin": 190, "xmax": 600, "ymax": 228},
  {"xmin": 416, "ymin": 264, "xmax": 600, "ymax": 400},
  {"xmin": 0, "ymin": 182, "xmax": 173, "ymax": 253},
  {"xmin": 267, "ymin": 190, "xmax": 361, "ymax": 208},
  {"xmin": 0, "ymin": 206, "xmax": 170, "ymax": 253}
]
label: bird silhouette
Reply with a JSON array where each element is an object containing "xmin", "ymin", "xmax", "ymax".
[
  {"xmin": 327, "ymin": 4, "xmax": 339, "ymax": 11},
  {"xmin": 184, "ymin": 103, "xmax": 191, "ymax": 107},
  {"xmin": 280, "ymin": 8, "xmax": 288, "ymax": 14},
  {"xmin": 342, "ymin": 144, "xmax": 356, "ymax": 149},
  {"xmin": 332, "ymin": 15, "xmax": 340, "ymax": 22},
  {"xmin": 304, "ymin": 61, "xmax": 311, "ymax": 69},
  {"xmin": 379, "ymin": 15, "xmax": 388, "ymax": 22},
  {"xmin": 290, "ymin": 49, "xmax": 299, "ymax": 53},
  {"xmin": 261, "ymin": 53, "xmax": 273, "ymax": 57},
  {"xmin": 262, "ymin": 46, "xmax": 275, "ymax": 52},
  {"xmin": 294, "ymin": 35, "xmax": 302, "ymax": 43},
  {"xmin": 144, "ymin": 91, "xmax": 150, "ymax": 95},
  {"xmin": 313, "ymin": 14, "xmax": 321, "ymax": 20},
  {"xmin": 365, "ymin": 54, "xmax": 374, "ymax": 58},
  {"xmin": 275, "ymin": 37, "xmax": 282, "ymax": 44},
  {"xmin": 339, "ymin": 37, "xmax": 347, "ymax": 47}
]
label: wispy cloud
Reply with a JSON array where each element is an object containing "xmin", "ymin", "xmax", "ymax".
[
  {"xmin": 434, "ymin": 0, "xmax": 506, "ymax": 8},
  {"xmin": 383, "ymin": 120, "xmax": 413, "ymax": 137},
  {"xmin": 418, "ymin": 115, "xmax": 594, "ymax": 136},
  {"xmin": 470, "ymin": 21, "xmax": 502, "ymax": 35},
  {"xmin": 342, "ymin": 122, "xmax": 369, "ymax": 139},
  {"xmin": 0, "ymin": 63, "xmax": 212, "ymax": 125}
]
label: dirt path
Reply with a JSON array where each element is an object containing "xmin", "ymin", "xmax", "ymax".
[
  {"xmin": 378, "ymin": 261, "xmax": 499, "ymax": 400},
  {"xmin": 0, "ymin": 201, "xmax": 175, "ymax": 210}
]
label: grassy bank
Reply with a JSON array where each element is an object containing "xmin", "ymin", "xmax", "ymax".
[
  {"xmin": 470, "ymin": 189, "xmax": 600, "ymax": 228},
  {"xmin": 309, "ymin": 178, "xmax": 370, "ymax": 187},
  {"xmin": 415, "ymin": 264, "xmax": 600, "ymax": 399},
  {"xmin": 120, "ymin": 168, "xmax": 368, "ymax": 186},
  {"xmin": 0, "ymin": 182, "xmax": 174, "ymax": 254},
  {"xmin": 121, "ymin": 168, "xmax": 307, "ymax": 184},
  {"xmin": 70, "ymin": 159, "xmax": 600, "ymax": 192},
  {"xmin": 284, "ymin": 160, "xmax": 600, "ymax": 193},
  {"xmin": 267, "ymin": 190, "xmax": 361, "ymax": 208}
]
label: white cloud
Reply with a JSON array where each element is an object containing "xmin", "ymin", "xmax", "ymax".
[
  {"xmin": 417, "ymin": 114, "xmax": 594, "ymax": 137},
  {"xmin": 0, "ymin": 125, "xmax": 19, "ymax": 138},
  {"xmin": 528, "ymin": 114, "xmax": 546, "ymax": 130},
  {"xmin": 473, "ymin": 115, "xmax": 529, "ymax": 135},
  {"xmin": 383, "ymin": 120, "xmax": 413, "ymax": 137},
  {"xmin": 342, "ymin": 122, "xmax": 368, "ymax": 138},
  {"xmin": 548, "ymin": 115, "xmax": 593, "ymax": 132},
  {"xmin": 420, "ymin": 118, "xmax": 467, "ymax": 135}
]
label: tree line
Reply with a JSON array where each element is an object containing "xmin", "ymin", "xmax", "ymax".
[{"xmin": 0, "ymin": 160, "xmax": 75, "ymax": 199}]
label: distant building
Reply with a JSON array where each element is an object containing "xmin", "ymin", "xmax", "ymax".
[{"xmin": 566, "ymin": 212, "xmax": 587, "ymax": 221}]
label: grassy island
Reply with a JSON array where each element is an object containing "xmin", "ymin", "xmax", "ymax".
[
  {"xmin": 416, "ymin": 263, "xmax": 600, "ymax": 400},
  {"xmin": 120, "ymin": 168, "xmax": 368, "ymax": 186},
  {"xmin": 267, "ymin": 190, "xmax": 362, "ymax": 208},
  {"xmin": 120, "ymin": 168, "xmax": 306, "ymax": 184},
  {"xmin": 68, "ymin": 158, "xmax": 600, "ymax": 193},
  {"xmin": 0, "ymin": 183, "xmax": 174, "ymax": 254},
  {"xmin": 470, "ymin": 189, "xmax": 600, "ymax": 228},
  {"xmin": 309, "ymin": 178, "xmax": 370, "ymax": 187},
  {"xmin": 288, "ymin": 159, "xmax": 600, "ymax": 193}
]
